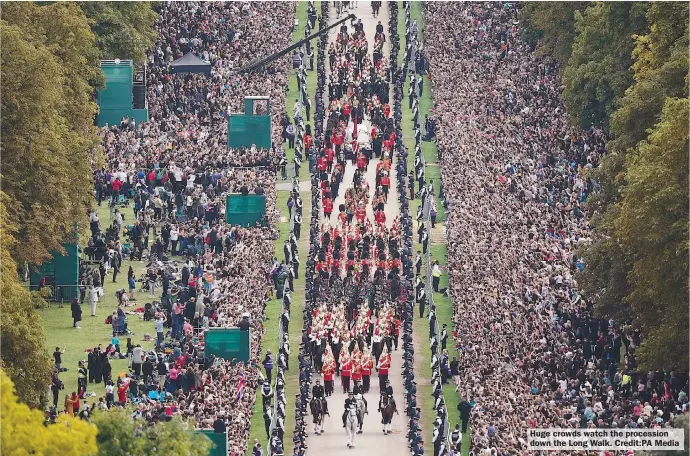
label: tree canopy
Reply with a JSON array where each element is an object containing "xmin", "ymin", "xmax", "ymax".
[
  {"xmin": 615, "ymin": 97, "xmax": 689, "ymax": 369},
  {"xmin": 93, "ymin": 410, "xmax": 213, "ymax": 456},
  {"xmin": 0, "ymin": 1, "xmax": 158, "ymax": 408},
  {"xmin": 79, "ymin": 2, "xmax": 158, "ymax": 64},
  {"xmin": 1, "ymin": 2, "xmax": 102, "ymax": 265},
  {"xmin": 520, "ymin": 3, "xmax": 588, "ymax": 66},
  {"xmin": 521, "ymin": 2, "xmax": 689, "ymax": 369},
  {"xmin": 1, "ymin": 369, "xmax": 98, "ymax": 455},
  {"xmin": 562, "ymin": 2, "xmax": 648, "ymax": 129},
  {"xmin": 0, "ymin": 192, "xmax": 53, "ymax": 408}
]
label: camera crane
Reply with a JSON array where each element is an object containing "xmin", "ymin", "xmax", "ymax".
[{"xmin": 237, "ymin": 13, "xmax": 356, "ymax": 73}]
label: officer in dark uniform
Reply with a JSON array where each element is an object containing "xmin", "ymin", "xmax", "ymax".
[
  {"xmin": 440, "ymin": 324, "xmax": 448, "ymax": 350},
  {"xmin": 450, "ymin": 424, "xmax": 461, "ymax": 453},
  {"xmin": 383, "ymin": 379, "xmax": 394, "ymax": 396},
  {"xmin": 343, "ymin": 391, "xmax": 356, "ymax": 427},
  {"xmin": 261, "ymin": 379, "xmax": 273, "ymax": 410},
  {"xmin": 312, "ymin": 378, "xmax": 325, "ymax": 399}
]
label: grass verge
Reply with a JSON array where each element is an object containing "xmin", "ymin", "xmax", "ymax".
[
  {"xmin": 281, "ymin": 1, "xmax": 321, "ymax": 178},
  {"xmin": 398, "ymin": 2, "xmax": 470, "ymax": 453},
  {"xmin": 247, "ymin": 189, "xmax": 311, "ymax": 454},
  {"xmin": 40, "ymin": 203, "xmax": 159, "ymax": 408}
]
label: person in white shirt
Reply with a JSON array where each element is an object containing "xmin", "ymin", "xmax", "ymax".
[
  {"xmin": 170, "ymin": 225, "xmax": 179, "ymax": 255},
  {"xmin": 114, "ymin": 210, "xmax": 123, "ymax": 232}
]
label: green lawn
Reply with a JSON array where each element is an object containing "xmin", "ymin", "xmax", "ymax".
[
  {"xmin": 41, "ymin": 203, "xmax": 158, "ymax": 408},
  {"xmin": 280, "ymin": 0, "xmax": 321, "ymax": 180},
  {"xmin": 398, "ymin": 2, "xmax": 469, "ymax": 453},
  {"xmin": 247, "ymin": 189, "xmax": 311, "ymax": 454}
]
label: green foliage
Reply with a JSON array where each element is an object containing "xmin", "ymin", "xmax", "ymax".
[
  {"xmin": 0, "ymin": 192, "xmax": 53, "ymax": 408},
  {"xmin": 93, "ymin": 410, "xmax": 213, "ymax": 456},
  {"xmin": 79, "ymin": 2, "xmax": 158, "ymax": 64},
  {"xmin": 519, "ymin": 2, "xmax": 588, "ymax": 65},
  {"xmin": 562, "ymin": 2, "xmax": 648, "ymax": 129},
  {"xmin": 609, "ymin": 2, "xmax": 689, "ymax": 152},
  {"xmin": 557, "ymin": 3, "xmax": 690, "ymax": 370},
  {"xmin": 615, "ymin": 98, "xmax": 689, "ymax": 370},
  {"xmin": 631, "ymin": 2, "xmax": 689, "ymax": 77},
  {"xmin": 1, "ymin": 3, "xmax": 102, "ymax": 265},
  {"xmin": 1, "ymin": 369, "xmax": 98, "ymax": 456}
]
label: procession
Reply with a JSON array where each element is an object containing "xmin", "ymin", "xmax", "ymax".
[{"xmin": 2, "ymin": 1, "xmax": 687, "ymax": 456}]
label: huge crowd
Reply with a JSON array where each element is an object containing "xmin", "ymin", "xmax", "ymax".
[
  {"xmin": 423, "ymin": 2, "xmax": 689, "ymax": 455},
  {"xmin": 54, "ymin": 2, "xmax": 301, "ymax": 455}
]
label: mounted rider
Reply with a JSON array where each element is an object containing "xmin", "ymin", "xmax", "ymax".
[{"xmin": 343, "ymin": 390, "xmax": 358, "ymax": 427}]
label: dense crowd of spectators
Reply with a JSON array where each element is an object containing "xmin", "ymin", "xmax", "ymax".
[
  {"xmin": 423, "ymin": 2, "xmax": 689, "ymax": 454},
  {"xmin": 64, "ymin": 2, "xmax": 301, "ymax": 455},
  {"xmin": 100, "ymin": 1, "xmax": 297, "ymax": 177}
]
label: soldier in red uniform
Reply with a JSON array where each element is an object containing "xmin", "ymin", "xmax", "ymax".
[
  {"xmin": 380, "ymin": 171, "xmax": 390, "ymax": 202},
  {"xmin": 361, "ymin": 350, "xmax": 374, "ymax": 393},
  {"xmin": 322, "ymin": 348, "xmax": 336, "ymax": 396},
  {"xmin": 351, "ymin": 348, "xmax": 362, "ymax": 390},
  {"xmin": 340, "ymin": 353, "xmax": 352, "ymax": 393},
  {"xmin": 393, "ymin": 316, "xmax": 401, "ymax": 350},
  {"xmin": 325, "ymin": 146, "xmax": 335, "ymax": 173},
  {"xmin": 323, "ymin": 197, "xmax": 334, "ymax": 219},
  {"xmin": 356, "ymin": 151, "xmax": 367, "ymax": 172},
  {"xmin": 376, "ymin": 350, "xmax": 391, "ymax": 391},
  {"xmin": 355, "ymin": 204, "xmax": 367, "ymax": 224},
  {"xmin": 318, "ymin": 154, "xmax": 328, "ymax": 174},
  {"xmin": 375, "ymin": 209, "xmax": 386, "ymax": 227}
]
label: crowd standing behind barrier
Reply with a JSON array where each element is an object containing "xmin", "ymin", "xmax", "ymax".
[{"xmin": 422, "ymin": 2, "xmax": 689, "ymax": 455}]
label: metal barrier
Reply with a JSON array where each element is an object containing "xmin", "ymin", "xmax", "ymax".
[
  {"xmin": 406, "ymin": 0, "xmax": 451, "ymax": 446},
  {"xmin": 22, "ymin": 283, "xmax": 81, "ymax": 303},
  {"xmin": 267, "ymin": 9, "xmax": 311, "ymax": 441},
  {"xmin": 268, "ymin": 178, "xmax": 300, "ymax": 440}
]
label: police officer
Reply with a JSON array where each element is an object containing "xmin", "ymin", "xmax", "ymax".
[
  {"xmin": 450, "ymin": 424, "xmax": 461, "ymax": 453},
  {"xmin": 432, "ymin": 421, "xmax": 441, "ymax": 456},
  {"xmin": 261, "ymin": 379, "xmax": 273, "ymax": 410},
  {"xmin": 440, "ymin": 324, "xmax": 448, "ymax": 350},
  {"xmin": 293, "ymin": 214, "xmax": 302, "ymax": 239},
  {"xmin": 263, "ymin": 406, "xmax": 272, "ymax": 438}
]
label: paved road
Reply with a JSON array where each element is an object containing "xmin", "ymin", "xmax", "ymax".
[{"xmin": 307, "ymin": 2, "xmax": 408, "ymax": 455}]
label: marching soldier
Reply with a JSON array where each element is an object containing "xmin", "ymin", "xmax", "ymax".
[
  {"xmin": 322, "ymin": 347, "xmax": 336, "ymax": 396},
  {"xmin": 361, "ymin": 349, "xmax": 374, "ymax": 393},
  {"xmin": 340, "ymin": 351, "xmax": 352, "ymax": 393},
  {"xmin": 377, "ymin": 349, "xmax": 391, "ymax": 391}
]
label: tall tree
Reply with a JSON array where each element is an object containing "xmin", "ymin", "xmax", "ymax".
[
  {"xmin": 562, "ymin": 2, "xmax": 648, "ymax": 129},
  {"xmin": 614, "ymin": 97, "xmax": 689, "ymax": 370},
  {"xmin": 519, "ymin": 2, "xmax": 588, "ymax": 66},
  {"xmin": 0, "ymin": 192, "xmax": 53, "ymax": 408},
  {"xmin": 1, "ymin": 3, "xmax": 102, "ymax": 265},
  {"xmin": 579, "ymin": 3, "xmax": 689, "ymax": 352},
  {"xmin": 1, "ymin": 369, "xmax": 98, "ymax": 455},
  {"xmin": 79, "ymin": 2, "xmax": 158, "ymax": 64},
  {"xmin": 609, "ymin": 2, "xmax": 689, "ymax": 152},
  {"xmin": 93, "ymin": 410, "xmax": 213, "ymax": 456}
]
